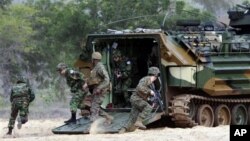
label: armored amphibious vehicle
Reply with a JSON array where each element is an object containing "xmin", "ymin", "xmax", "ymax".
[{"xmin": 52, "ymin": 5, "xmax": 250, "ymax": 134}]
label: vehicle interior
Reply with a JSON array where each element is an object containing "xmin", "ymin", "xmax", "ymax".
[{"xmin": 89, "ymin": 35, "xmax": 161, "ymax": 109}]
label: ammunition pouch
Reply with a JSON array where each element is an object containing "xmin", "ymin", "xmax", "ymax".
[
  {"xmin": 88, "ymin": 69, "xmax": 101, "ymax": 86},
  {"xmin": 137, "ymin": 92, "xmax": 150, "ymax": 101},
  {"xmin": 87, "ymin": 77, "xmax": 101, "ymax": 86}
]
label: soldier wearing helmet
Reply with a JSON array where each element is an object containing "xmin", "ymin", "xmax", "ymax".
[
  {"xmin": 88, "ymin": 52, "xmax": 113, "ymax": 124},
  {"xmin": 16, "ymin": 76, "xmax": 27, "ymax": 83},
  {"xmin": 56, "ymin": 63, "xmax": 68, "ymax": 72},
  {"xmin": 112, "ymin": 50, "xmax": 132, "ymax": 107},
  {"xmin": 119, "ymin": 66, "xmax": 161, "ymax": 133},
  {"xmin": 91, "ymin": 52, "xmax": 102, "ymax": 60},
  {"xmin": 56, "ymin": 63, "xmax": 88, "ymax": 124},
  {"xmin": 6, "ymin": 75, "xmax": 35, "ymax": 135},
  {"xmin": 148, "ymin": 67, "xmax": 160, "ymax": 76}
]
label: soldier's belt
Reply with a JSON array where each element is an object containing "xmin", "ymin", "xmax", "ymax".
[{"xmin": 87, "ymin": 77, "xmax": 101, "ymax": 86}]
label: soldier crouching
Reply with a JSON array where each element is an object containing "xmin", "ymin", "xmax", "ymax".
[
  {"xmin": 119, "ymin": 67, "xmax": 161, "ymax": 133},
  {"xmin": 56, "ymin": 63, "xmax": 89, "ymax": 124}
]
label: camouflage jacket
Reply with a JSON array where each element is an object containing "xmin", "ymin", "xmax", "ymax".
[
  {"xmin": 65, "ymin": 68, "xmax": 85, "ymax": 93},
  {"xmin": 10, "ymin": 82, "xmax": 35, "ymax": 103},
  {"xmin": 135, "ymin": 76, "xmax": 153, "ymax": 100},
  {"xmin": 113, "ymin": 59, "xmax": 132, "ymax": 80},
  {"xmin": 89, "ymin": 62, "xmax": 110, "ymax": 90}
]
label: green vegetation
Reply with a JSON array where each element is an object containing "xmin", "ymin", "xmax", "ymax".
[{"xmin": 0, "ymin": 0, "xmax": 234, "ymax": 102}]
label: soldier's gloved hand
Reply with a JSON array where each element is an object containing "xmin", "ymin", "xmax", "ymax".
[
  {"xmin": 116, "ymin": 73, "xmax": 122, "ymax": 78},
  {"xmin": 150, "ymin": 90, "xmax": 155, "ymax": 96},
  {"xmin": 82, "ymin": 82, "xmax": 88, "ymax": 92}
]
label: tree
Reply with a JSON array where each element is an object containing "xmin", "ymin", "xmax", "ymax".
[
  {"xmin": 0, "ymin": 0, "xmax": 12, "ymax": 9},
  {"xmin": 242, "ymin": 0, "xmax": 250, "ymax": 5},
  {"xmin": 192, "ymin": 0, "xmax": 231, "ymax": 14},
  {"xmin": 0, "ymin": 4, "xmax": 36, "ymax": 96}
]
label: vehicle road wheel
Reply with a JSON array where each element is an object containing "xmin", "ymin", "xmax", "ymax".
[
  {"xmin": 188, "ymin": 100, "xmax": 196, "ymax": 120},
  {"xmin": 196, "ymin": 104, "xmax": 214, "ymax": 127},
  {"xmin": 214, "ymin": 104, "xmax": 231, "ymax": 126},
  {"xmin": 231, "ymin": 104, "xmax": 248, "ymax": 125}
]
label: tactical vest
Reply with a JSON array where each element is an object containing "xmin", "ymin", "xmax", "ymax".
[
  {"xmin": 136, "ymin": 76, "xmax": 152, "ymax": 100},
  {"xmin": 88, "ymin": 69, "xmax": 101, "ymax": 86},
  {"xmin": 11, "ymin": 83, "xmax": 29, "ymax": 98}
]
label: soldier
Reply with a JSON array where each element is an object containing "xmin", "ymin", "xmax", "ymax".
[
  {"xmin": 56, "ymin": 63, "xmax": 88, "ymax": 124},
  {"xmin": 119, "ymin": 67, "xmax": 160, "ymax": 133},
  {"xmin": 88, "ymin": 52, "xmax": 113, "ymax": 124},
  {"xmin": 112, "ymin": 51, "xmax": 132, "ymax": 107},
  {"xmin": 6, "ymin": 76, "xmax": 35, "ymax": 135}
]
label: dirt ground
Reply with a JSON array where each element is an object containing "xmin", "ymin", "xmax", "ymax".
[
  {"xmin": 0, "ymin": 98, "xmax": 230, "ymax": 141},
  {"xmin": 0, "ymin": 118, "xmax": 229, "ymax": 141}
]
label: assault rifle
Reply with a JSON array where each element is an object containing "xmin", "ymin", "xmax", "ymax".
[
  {"xmin": 113, "ymin": 68, "xmax": 122, "ymax": 93},
  {"xmin": 152, "ymin": 89, "xmax": 164, "ymax": 111},
  {"xmin": 149, "ymin": 85, "xmax": 164, "ymax": 112}
]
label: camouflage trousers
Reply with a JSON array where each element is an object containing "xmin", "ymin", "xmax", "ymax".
[
  {"xmin": 89, "ymin": 89, "xmax": 110, "ymax": 121},
  {"xmin": 70, "ymin": 90, "xmax": 87, "ymax": 113},
  {"xmin": 8, "ymin": 99, "xmax": 29, "ymax": 129},
  {"xmin": 121, "ymin": 79, "xmax": 132, "ymax": 104},
  {"xmin": 123, "ymin": 93, "xmax": 153, "ymax": 130},
  {"xmin": 113, "ymin": 78, "xmax": 131, "ymax": 106}
]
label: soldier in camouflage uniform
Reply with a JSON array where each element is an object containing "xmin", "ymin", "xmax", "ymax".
[
  {"xmin": 112, "ymin": 51, "xmax": 132, "ymax": 107},
  {"xmin": 119, "ymin": 67, "xmax": 160, "ymax": 133},
  {"xmin": 6, "ymin": 76, "xmax": 35, "ymax": 135},
  {"xmin": 56, "ymin": 63, "xmax": 88, "ymax": 124},
  {"xmin": 88, "ymin": 52, "xmax": 113, "ymax": 123}
]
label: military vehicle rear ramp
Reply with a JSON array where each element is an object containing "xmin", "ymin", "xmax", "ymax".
[{"xmin": 52, "ymin": 111, "xmax": 164, "ymax": 134}]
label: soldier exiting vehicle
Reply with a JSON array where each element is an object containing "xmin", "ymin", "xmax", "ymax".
[
  {"xmin": 56, "ymin": 63, "xmax": 88, "ymax": 124},
  {"xmin": 6, "ymin": 76, "xmax": 35, "ymax": 135},
  {"xmin": 87, "ymin": 52, "xmax": 113, "ymax": 124},
  {"xmin": 112, "ymin": 51, "xmax": 132, "ymax": 107},
  {"xmin": 119, "ymin": 67, "xmax": 161, "ymax": 133}
]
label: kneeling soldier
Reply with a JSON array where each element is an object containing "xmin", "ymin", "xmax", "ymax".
[{"xmin": 119, "ymin": 67, "xmax": 160, "ymax": 133}]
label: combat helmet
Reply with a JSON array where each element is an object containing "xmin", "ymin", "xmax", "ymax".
[
  {"xmin": 56, "ymin": 63, "xmax": 68, "ymax": 71},
  {"xmin": 16, "ymin": 75, "xmax": 26, "ymax": 83},
  {"xmin": 148, "ymin": 67, "xmax": 160, "ymax": 76},
  {"xmin": 92, "ymin": 52, "xmax": 102, "ymax": 60},
  {"xmin": 113, "ymin": 50, "xmax": 122, "ymax": 58}
]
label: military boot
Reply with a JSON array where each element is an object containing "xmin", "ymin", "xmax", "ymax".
[
  {"xmin": 118, "ymin": 127, "xmax": 126, "ymax": 134},
  {"xmin": 6, "ymin": 127, "xmax": 13, "ymax": 135},
  {"xmin": 134, "ymin": 117, "xmax": 146, "ymax": 130},
  {"xmin": 64, "ymin": 112, "xmax": 76, "ymax": 124},
  {"xmin": 17, "ymin": 117, "xmax": 22, "ymax": 129},
  {"xmin": 100, "ymin": 110, "xmax": 114, "ymax": 125},
  {"xmin": 80, "ymin": 109, "xmax": 90, "ymax": 119},
  {"xmin": 105, "ymin": 114, "xmax": 114, "ymax": 125}
]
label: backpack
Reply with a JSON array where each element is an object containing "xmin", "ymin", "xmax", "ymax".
[{"xmin": 11, "ymin": 83, "xmax": 29, "ymax": 98}]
